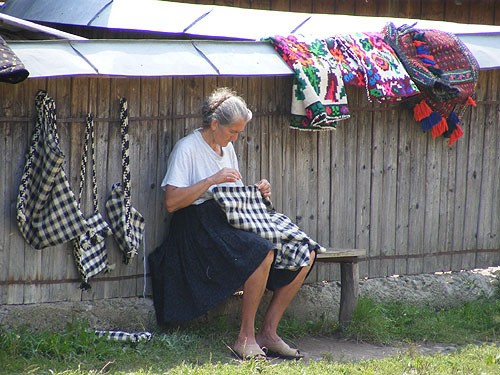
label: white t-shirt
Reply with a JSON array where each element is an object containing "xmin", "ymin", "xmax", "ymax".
[{"xmin": 161, "ymin": 128, "xmax": 244, "ymax": 205}]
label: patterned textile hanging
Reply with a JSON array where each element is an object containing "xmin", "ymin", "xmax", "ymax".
[
  {"xmin": 326, "ymin": 32, "xmax": 420, "ymax": 103},
  {"xmin": 382, "ymin": 23, "xmax": 480, "ymax": 145},
  {"xmin": 265, "ymin": 35, "xmax": 350, "ymax": 131}
]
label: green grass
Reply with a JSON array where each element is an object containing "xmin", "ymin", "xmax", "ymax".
[{"xmin": 1, "ymin": 296, "xmax": 500, "ymax": 374}]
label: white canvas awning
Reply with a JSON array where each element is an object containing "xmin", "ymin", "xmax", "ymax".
[
  {"xmin": 2, "ymin": 0, "xmax": 500, "ymax": 76},
  {"xmin": 8, "ymin": 39, "xmax": 293, "ymax": 78}
]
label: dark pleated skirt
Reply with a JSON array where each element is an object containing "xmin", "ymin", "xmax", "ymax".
[{"xmin": 148, "ymin": 199, "xmax": 307, "ymax": 324}]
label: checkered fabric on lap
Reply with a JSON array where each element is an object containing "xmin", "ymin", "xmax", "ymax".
[
  {"xmin": 383, "ymin": 22, "xmax": 479, "ymax": 145},
  {"xmin": 326, "ymin": 33, "xmax": 420, "ymax": 103},
  {"xmin": 212, "ymin": 185, "xmax": 325, "ymax": 270},
  {"xmin": 106, "ymin": 98, "xmax": 145, "ymax": 264},
  {"xmin": 16, "ymin": 91, "xmax": 88, "ymax": 249},
  {"xmin": 72, "ymin": 114, "xmax": 112, "ymax": 289},
  {"xmin": 265, "ymin": 35, "xmax": 350, "ymax": 131},
  {"xmin": 94, "ymin": 330, "xmax": 152, "ymax": 342}
]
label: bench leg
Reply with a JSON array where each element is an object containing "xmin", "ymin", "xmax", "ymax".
[{"xmin": 339, "ymin": 261, "xmax": 359, "ymax": 329}]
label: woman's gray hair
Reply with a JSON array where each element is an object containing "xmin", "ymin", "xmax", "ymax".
[{"xmin": 201, "ymin": 87, "xmax": 252, "ymax": 128}]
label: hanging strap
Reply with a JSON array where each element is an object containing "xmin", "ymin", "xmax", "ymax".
[
  {"xmin": 119, "ymin": 98, "xmax": 132, "ymax": 240},
  {"xmin": 76, "ymin": 113, "xmax": 98, "ymax": 212}
]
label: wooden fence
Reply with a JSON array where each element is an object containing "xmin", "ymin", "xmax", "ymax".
[{"xmin": 0, "ymin": 70, "xmax": 499, "ymax": 305}]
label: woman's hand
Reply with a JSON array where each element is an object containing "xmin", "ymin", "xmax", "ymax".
[
  {"xmin": 256, "ymin": 179, "xmax": 271, "ymax": 198},
  {"xmin": 210, "ymin": 168, "xmax": 242, "ymax": 185}
]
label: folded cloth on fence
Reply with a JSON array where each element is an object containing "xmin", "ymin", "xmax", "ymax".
[
  {"xmin": 0, "ymin": 35, "xmax": 29, "ymax": 84},
  {"xmin": 265, "ymin": 35, "xmax": 350, "ymax": 130},
  {"xmin": 212, "ymin": 185, "xmax": 325, "ymax": 270},
  {"xmin": 326, "ymin": 33, "xmax": 420, "ymax": 103},
  {"xmin": 94, "ymin": 330, "xmax": 152, "ymax": 342},
  {"xmin": 383, "ymin": 22, "xmax": 479, "ymax": 145}
]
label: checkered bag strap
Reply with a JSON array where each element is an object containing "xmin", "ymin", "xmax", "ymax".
[
  {"xmin": 94, "ymin": 330, "xmax": 152, "ymax": 342},
  {"xmin": 77, "ymin": 114, "xmax": 99, "ymax": 211},
  {"xmin": 119, "ymin": 98, "xmax": 132, "ymax": 240}
]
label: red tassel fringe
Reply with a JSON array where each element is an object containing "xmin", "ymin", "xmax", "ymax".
[
  {"xmin": 466, "ymin": 96, "xmax": 477, "ymax": 107},
  {"xmin": 449, "ymin": 124, "xmax": 464, "ymax": 146},
  {"xmin": 414, "ymin": 100, "xmax": 432, "ymax": 121},
  {"xmin": 431, "ymin": 118, "xmax": 448, "ymax": 138}
]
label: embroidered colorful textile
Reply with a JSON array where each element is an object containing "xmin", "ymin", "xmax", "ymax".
[
  {"xmin": 326, "ymin": 33, "xmax": 420, "ymax": 103},
  {"xmin": 383, "ymin": 23, "xmax": 479, "ymax": 145},
  {"xmin": 212, "ymin": 185, "xmax": 325, "ymax": 270},
  {"xmin": 265, "ymin": 35, "xmax": 350, "ymax": 130}
]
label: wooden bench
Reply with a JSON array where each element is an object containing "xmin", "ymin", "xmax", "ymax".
[{"xmin": 315, "ymin": 248, "xmax": 366, "ymax": 329}]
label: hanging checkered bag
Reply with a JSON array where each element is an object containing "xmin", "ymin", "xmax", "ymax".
[
  {"xmin": 17, "ymin": 91, "xmax": 88, "ymax": 249},
  {"xmin": 72, "ymin": 114, "xmax": 113, "ymax": 290},
  {"xmin": 105, "ymin": 98, "xmax": 145, "ymax": 264}
]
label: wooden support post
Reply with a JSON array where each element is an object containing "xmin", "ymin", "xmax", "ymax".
[{"xmin": 338, "ymin": 260, "xmax": 359, "ymax": 329}]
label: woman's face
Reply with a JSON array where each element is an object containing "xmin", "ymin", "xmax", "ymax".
[{"xmin": 212, "ymin": 119, "xmax": 247, "ymax": 147}]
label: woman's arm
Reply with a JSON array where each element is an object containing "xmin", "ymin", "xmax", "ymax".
[{"xmin": 165, "ymin": 167, "xmax": 242, "ymax": 213}]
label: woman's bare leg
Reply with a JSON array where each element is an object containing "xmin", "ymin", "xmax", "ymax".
[
  {"xmin": 256, "ymin": 251, "xmax": 316, "ymax": 346},
  {"xmin": 233, "ymin": 250, "xmax": 274, "ymax": 350}
]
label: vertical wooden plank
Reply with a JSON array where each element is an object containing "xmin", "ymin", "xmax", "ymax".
[
  {"xmin": 231, "ymin": 77, "xmax": 249, "ymax": 183},
  {"xmin": 0, "ymin": 85, "xmax": 7, "ymax": 304},
  {"xmin": 289, "ymin": 0, "xmax": 311, "ymax": 12},
  {"xmin": 312, "ymin": 0, "xmax": 333, "ymax": 13},
  {"xmin": 354, "ymin": 90, "xmax": 372, "ymax": 279},
  {"xmin": 422, "ymin": 135, "xmax": 442, "ymax": 273},
  {"xmin": 407, "ymin": 121, "xmax": 426, "ymax": 275},
  {"xmin": 368, "ymin": 104, "xmax": 384, "ymax": 277},
  {"xmin": 450, "ymin": 109, "xmax": 471, "ymax": 270},
  {"xmin": 420, "ymin": 0, "xmax": 445, "ymax": 20},
  {"xmin": 397, "ymin": 0, "xmax": 422, "ymax": 18},
  {"xmin": 476, "ymin": 70, "xmax": 500, "ymax": 267},
  {"xmin": 331, "ymin": 120, "xmax": 346, "ymax": 248},
  {"xmin": 136, "ymin": 77, "xmax": 160, "ymax": 297},
  {"xmin": 355, "ymin": 0, "xmax": 377, "ymax": 16},
  {"xmin": 316, "ymin": 128, "xmax": 331, "ymax": 282},
  {"xmin": 259, "ymin": 76, "xmax": 274, "ymax": 186},
  {"xmin": 395, "ymin": 108, "xmax": 411, "ymax": 276},
  {"xmin": 269, "ymin": 77, "xmax": 285, "ymax": 214},
  {"xmin": 462, "ymin": 72, "xmax": 487, "ymax": 270},
  {"xmin": 152, "ymin": 76, "xmax": 174, "ymax": 297},
  {"xmin": 335, "ymin": 0, "xmax": 355, "ymax": 15},
  {"xmin": 94, "ymin": 77, "xmax": 120, "ymax": 299},
  {"xmin": 245, "ymin": 77, "xmax": 261, "ymax": 186},
  {"xmin": 380, "ymin": 107, "xmax": 398, "ymax": 277},
  {"xmin": 271, "ymin": 0, "xmax": 290, "ymax": 11},
  {"xmin": 468, "ymin": 0, "xmax": 495, "ymax": 24},
  {"xmin": 184, "ymin": 77, "xmax": 205, "ymax": 135},
  {"xmin": 4, "ymin": 79, "xmax": 34, "ymax": 304},
  {"xmin": 437, "ymin": 136, "xmax": 455, "ymax": 273},
  {"xmin": 444, "ymin": 0, "xmax": 470, "ymax": 23}
]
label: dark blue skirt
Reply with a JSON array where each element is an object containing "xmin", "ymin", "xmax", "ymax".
[{"xmin": 148, "ymin": 199, "xmax": 306, "ymax": 324}]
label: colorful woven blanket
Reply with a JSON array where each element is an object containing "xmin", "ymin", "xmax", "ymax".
[
  {"xmin": 326, "ymin": 32, "xmax": 420, "ymax": 103},
  {"xmin": 383, "ymin": 23, "xmax": 479, "ymax": 145},
  {"xmin": 266, "ymin": 35, "xmax": 350, "ymax": 130}
]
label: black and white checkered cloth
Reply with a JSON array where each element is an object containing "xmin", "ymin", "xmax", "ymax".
[
  {"xmin": 94, "ymin": 330, "xmax": 152, "ymax": 342},
  {"xmin": 212, "ymin": 185, "xmax": 325, "ymax": 270}
]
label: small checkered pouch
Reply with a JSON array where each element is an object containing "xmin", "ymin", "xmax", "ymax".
[
  {"xmin": 212, "ymin": 185, "xmax": 325, "ymax": 270},
  {"xmin": 17, "ymin": 91, "xmax": 88, "ymax": 249},
  {"xmin": 72, "ymin": 114, "xmax": 113, "ymax": 290},
  {"xmin": 106, "ymin": 98, "xmax": 145, "ymax": 264},
  {"xmin": 94, "ymin": 330, "xmax": 152, "ymax": 342}
]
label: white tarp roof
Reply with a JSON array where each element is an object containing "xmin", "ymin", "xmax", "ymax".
[{"xmin": 2, "ymin": 0, "xmax": 500, "ymax": 77}]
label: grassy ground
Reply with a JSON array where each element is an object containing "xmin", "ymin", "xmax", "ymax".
[{"xmin": 1, "ymin": 296, "xmax": 500, "ymax": 374}]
